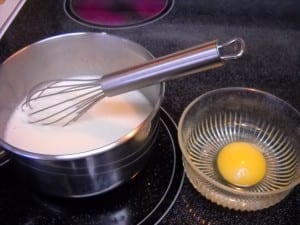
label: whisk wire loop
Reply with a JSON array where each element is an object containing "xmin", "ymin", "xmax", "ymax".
[{"xmin": 22, "ymin": 78, "xmax": 104, "ymax": 125}]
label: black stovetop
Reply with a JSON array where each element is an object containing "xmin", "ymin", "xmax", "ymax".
[{"xmin": 0, "ymin": 0, "xmax": 300, "ymax": 224}]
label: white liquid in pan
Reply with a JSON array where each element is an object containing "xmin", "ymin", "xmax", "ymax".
[{"xmin": 4, "ymin": 89, "xmax": 153, "ymax": 155}]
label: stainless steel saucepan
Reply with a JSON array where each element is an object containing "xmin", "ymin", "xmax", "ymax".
[{"xmin": 0, "ymin": 32, "xmax": 243, "ymax": 197}]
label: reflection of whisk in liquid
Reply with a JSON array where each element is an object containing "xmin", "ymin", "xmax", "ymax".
[{"xmin": 23, "ymin": 38, "xmax": 245, "ymax": 126}]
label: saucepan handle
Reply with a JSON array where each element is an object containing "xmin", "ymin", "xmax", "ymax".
[{"xmin": 0, "ymin": 149, "xmax": 10, "ymax": 167}]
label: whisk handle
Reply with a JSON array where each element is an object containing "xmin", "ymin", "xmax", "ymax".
[{"xmin": 101, "ymin": 38, "xmax": 245, "ymax": 97}]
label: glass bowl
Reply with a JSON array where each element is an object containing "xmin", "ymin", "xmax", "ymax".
[{"xmin": 178, "ymin": 87, "xmax": 300, "ymax": 211}]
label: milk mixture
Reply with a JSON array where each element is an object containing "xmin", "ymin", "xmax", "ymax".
[{"xmin": 4, "ymin": 89, "xmax": 153, "ymax": 155}]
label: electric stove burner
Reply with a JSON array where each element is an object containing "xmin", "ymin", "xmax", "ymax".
[
  {"xmin": 0, "ymin": 108, "xmax": 184, "ymax": 225},
  {"xmin": 64, "ymin": 0, "xmax": 174, "ymax": 29}
]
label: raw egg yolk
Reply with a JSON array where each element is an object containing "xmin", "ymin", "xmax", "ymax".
[{"xmin": 217, "ymin": 142, "xmax": 267, "ymax": 187}]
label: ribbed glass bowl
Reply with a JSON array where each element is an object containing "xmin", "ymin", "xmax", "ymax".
[{"xmin": 178, "ymin": 87, "xmax": 300, "ymax": 211}]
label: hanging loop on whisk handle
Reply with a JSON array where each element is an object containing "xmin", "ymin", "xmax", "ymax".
[{"xmin": 101, "ymin": 38, "xmax": 245, "ymax": 97}]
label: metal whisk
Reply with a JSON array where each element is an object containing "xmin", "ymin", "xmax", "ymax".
[{"xmin": 23, "ymin": 38, "xmax": 245, "ymax": 126}]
